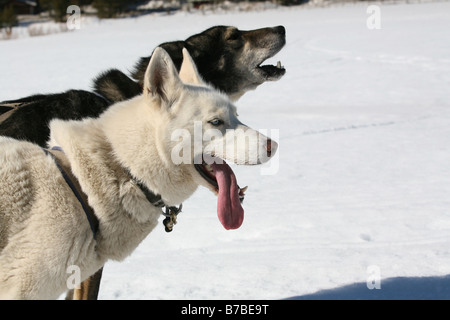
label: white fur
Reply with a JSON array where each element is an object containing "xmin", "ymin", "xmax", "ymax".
[{"xmin": 0, "ymin": 48, "xmax": 277, "ymax": 299}]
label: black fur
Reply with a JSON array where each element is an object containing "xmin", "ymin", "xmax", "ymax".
[
  {"xmin": 0, "ymin": 90, "xmax": 109, "ymax": 147},
  {"xmin": 0, "ymin": 25, "xmax": 286, "ymax": 148},
  {"xmin": 93, "ymin": 69, "xmax": 141, "ymax": 103}
]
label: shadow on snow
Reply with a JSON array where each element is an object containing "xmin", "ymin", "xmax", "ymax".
[{"xmin": 285, "ymin": 275, "xmax": 450, "ymax": 300}]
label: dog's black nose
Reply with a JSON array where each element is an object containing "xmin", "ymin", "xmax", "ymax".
[
  {"xmin": 266, "ymin": 139, "xmax": 273, "ymax": 157},
  {"xmin": 274, "ymin": 26, "xmax": 286, "ymax": 36},
  {"xmin": 265, "ymin": 138, "xmax": 278, "ymax": 158}
]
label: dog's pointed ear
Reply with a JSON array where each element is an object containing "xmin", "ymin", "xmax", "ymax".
[
  {"xmin": 179, "ymin": 48, "xmax": 205, "ymax": 86},
  {"xmin": 144, "ymin": 47, "xmax": 183, "ymax": 107}
]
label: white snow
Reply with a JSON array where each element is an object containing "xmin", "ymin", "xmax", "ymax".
[{"xmin": 1, "ymin": 1, "xmax": 450, "ymax": 300}]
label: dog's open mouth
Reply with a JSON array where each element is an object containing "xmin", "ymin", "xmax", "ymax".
[
  {"xmin": 195, "ymin": 157, "xmax": 247, "ymax": 230},
  {"xmin": 255, "ymin": 39, "xmax": 286, "ymax": 81},
  {"xmin": 257, "ymin": 60, "xmax": 286, "ymax": 80}
]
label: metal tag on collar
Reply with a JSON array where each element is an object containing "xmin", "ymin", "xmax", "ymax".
[{"xmin": 162, "ymin": 204, "xmax": 183, "ymax": 233}]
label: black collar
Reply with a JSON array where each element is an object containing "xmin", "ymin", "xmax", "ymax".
[
  {"xmin": 128, "ymin": 174, "xmax": 182, "ymax": 233},
  {"xmin": 132, "ymin": 177, "xmax": 166, "ymax": 208}
]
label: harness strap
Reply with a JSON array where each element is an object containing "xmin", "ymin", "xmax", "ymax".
[
  {"xmin": 43, "ymin": 147, "xmax": 99, "ymax": 239},
  {"xmin": 0, "ymin": 103, "xmax": 21, "ymax": 123},
  {"xmin": 0, "ymin": 100, "xmax": 40, "ymax": 123},
  {"xmin": 92, "ymin": 91, "xmax": 111, "ymax": 105},
  {"xmin": 43, "ymin": 146, "xmax": 182, "ymax": 235}
]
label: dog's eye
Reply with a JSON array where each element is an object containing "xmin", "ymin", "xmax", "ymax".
[{"xmin": 208, "ymin": 119, "xmax": 224, "ymax": 126}]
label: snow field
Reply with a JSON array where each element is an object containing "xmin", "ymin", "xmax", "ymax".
[{"xmin": 1, "ymin": 1, "xmax": 450, "ymax": 299}]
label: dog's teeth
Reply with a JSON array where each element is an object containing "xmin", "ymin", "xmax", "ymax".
[
  {"xmin": 276, "ymin": 61, "xmax": 282, "ymax": 69},
  {"xmin": 239, "ymin": 186, "xmax": 247, "ymax": 204}
]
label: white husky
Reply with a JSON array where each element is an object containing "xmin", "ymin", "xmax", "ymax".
[{"xmin": 0, "ymin": 48, "xmax": 277, "ymax": 299}]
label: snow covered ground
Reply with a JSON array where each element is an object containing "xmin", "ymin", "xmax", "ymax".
[{"xmin": 1, "ymin": 1, "xmax": 450, "ymax": 300}]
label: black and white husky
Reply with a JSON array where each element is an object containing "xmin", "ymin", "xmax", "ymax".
[{"xmin": 0, "ymin": 25, "xmax": 286, "ymax": 147}]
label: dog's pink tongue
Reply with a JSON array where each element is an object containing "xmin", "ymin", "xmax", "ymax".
[{"xmin": 211, "ymin": 162, "xmax": 244, "ymax": 230}]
